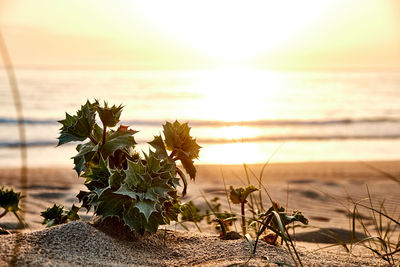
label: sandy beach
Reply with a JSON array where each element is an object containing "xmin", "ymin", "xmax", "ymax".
[{"xmin": 1, "ymin": 161, "xmax": 399, "ymax": 266}]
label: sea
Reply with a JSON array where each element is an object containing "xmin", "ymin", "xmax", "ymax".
[{"xmin": 1, "ymin": 67, "xmax": 399, "ymax": 167}]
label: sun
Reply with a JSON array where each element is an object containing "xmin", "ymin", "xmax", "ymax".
[{"xmin": 131, "ymin": 1, "xmax": 333, "ymax": 62}]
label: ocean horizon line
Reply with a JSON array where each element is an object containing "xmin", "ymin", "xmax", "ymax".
[
  {"xmin": 2, "ymin": 133, "xmax": 400, "ymax": 149},
  {"xmin": 1, "ymin": 117, "xmax": 399, "ymax": 127}
]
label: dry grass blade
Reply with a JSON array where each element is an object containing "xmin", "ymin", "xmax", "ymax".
[
  {"xmin": 271, "ymin": 211, "xmax": 303, "ymax": 267},
  {"xmin": 220, "ymin": 166, "xmax": 238, "ymax": 232},
  {"xmin": 360, "ymin": 161, "xmax": 400, "ymax": 184}
]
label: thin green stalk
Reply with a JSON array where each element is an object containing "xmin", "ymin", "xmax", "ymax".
[
  {"xmin": 220, "ymin": 166, "xmax": 238, "ymax": 232},
  {"xmin": 184, "ymin": 204, "xmax": 202, "ymax": 232},
  {"xmin": 253, "ymin": 214, "xmax": 273, "ymax": 254},
  {"xmin": 355, "ymin": 202, "xmax": 400, "ymax": 227},
  {"xmin": 272, "ymin": 211, "xmax": 303, "ymax": 267},
  {"xmin": 243, "ymin": 164, "xmax": 257, "ymax": 212},
  {"xmin": 217, "ymin": 219, "xmax": 227, "ymax": 237},
  {"xmin": 257, "ymin": 143, "xmax": 284, "ymax": 212},
  {"xmin": 176, "ymin": 168, "xmax": 188, "ymax": 197},
  {"xmin": 241, "ymin": 201, "xmax": 246, "ymax": 235},
  {"xmin": 247, "ymin": 167, "xmax": 274, "ymax": 204},
  {"xmin": 102, "ymin": 125, "xmax": 107, "ymax": 146},
  {"xmin": 89, "ymin": 134, "xmax": 98, "ymax": 145}
]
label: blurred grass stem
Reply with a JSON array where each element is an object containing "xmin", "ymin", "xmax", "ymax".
[{"xmin": 0, "ymin": 31, "xmax": 28, "ymax": 226}]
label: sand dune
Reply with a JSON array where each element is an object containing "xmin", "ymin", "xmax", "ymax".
[{"xmin": 1, "ymin": 161, "xmax": 399, "ymax": 266}]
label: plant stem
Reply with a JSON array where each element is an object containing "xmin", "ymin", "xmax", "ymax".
[
  {"xmin": 89, "ymin": 134, "xmax": 98, "ymax": 145},
  {"xmin": 241, "ymin": 202, "xmax": 246, "ymax": 235},
  {"xmin": 0, "ymin": 209, "xmax": 7, "ymax": 219},
  {"xmin": 169, "ymin": 150, "xmax": 177, "ymax": 159},
  {"xmin": 218, "ymin": 219, "xmax": 227, "ymax": 238},
  {"xmin": 253, "ymin": 215, "xmax": 273, "ymax": 254},
  {"xmin": 102, "ymin": 126, "xmax": 107, "ymax": 146},
  {"xmin": 176, "ymin": 168, "xmax": 188, "ymax": 197}
]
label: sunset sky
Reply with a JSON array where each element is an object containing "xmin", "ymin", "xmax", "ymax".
[{"xmin": 0, "ymin": 0, "xmax": 399, "ymax": 70}]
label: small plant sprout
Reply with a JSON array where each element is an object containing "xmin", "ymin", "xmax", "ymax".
[
  {"xmin": 229, "ymin": 185, "xmax": 258, "ymax": 235},
  {"xmin": 0, "ymin": 187, "xmax": 25, "ymax": 228},
  {"xmin": 252, "ymin": 202, "xmax": 308, "ymax": 266},
  {"xmin": 180, "ymin": 201, "xmax": 204, "ymax": 232},
  {"xmin": 57, "ymin": 100, "xmax": 200, "ymax": 235},
  {"xmin": 202, "ymin": 196, "xmax": 238, "ymax": 239},
  {"xmin": 41, "ymin": 204, "xmax": 80, "ymax": 227}
]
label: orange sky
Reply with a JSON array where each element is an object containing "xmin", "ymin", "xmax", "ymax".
[{"xmin": 0, "ymin": 0, "xmax": 399, "ymax": 70}]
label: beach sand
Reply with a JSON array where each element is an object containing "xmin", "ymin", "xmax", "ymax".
[{"xmin": 1, "ymin": 161, "xmax": 399, "ymax": 266}]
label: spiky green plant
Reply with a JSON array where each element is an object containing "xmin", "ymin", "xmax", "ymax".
[
  {"xmin": 41, "ymin": 204, "xmax": 80, "ymax": 227},
  {"xmin": 0, "ymin": 187, "xmax": 25, "ymax": 227},
  {"xmin": 57, "ymin": 100, "xmax": 200, "ymax": 234}
]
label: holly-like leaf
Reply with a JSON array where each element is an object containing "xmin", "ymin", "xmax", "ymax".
[
  {"xmin": 176, "ymin": 150, "xmax": 197, "ymax": 180},
  {"xmin": 114, "ymin": 184, "xmax": 140, "ymax": 199},
  {"xmin": 57, "ymin": 100, "xmax": 96, "ymax": 146},
  {"xmin": 229, "ymin": 185, "xmax": 258, "ymax": 204},
  {"xmin": 83, "ymin": 156, "xmax": 110, "ymax": 185},
  {"xmin": 112, "ymin": 154, "xmax": 179, "ymax": 234},
  {"xmin": 162, "ymin": 121, "xmax": 200, "ymax": 180},
  {"xmin": 67, "ymin": 204, "xmax": 81, "ymax": 221},
  {"xmin": 135, "ymin": 200, "xmax": 156, "ymax": 222},
  {"xmin": 163, "ymin": 121, "xmax": 201, "ymax": 159},
  {"xmin": 123, "ymin": 202, "xmax": 165, "ymax": 235},
  {"xmin": 123, "ymin": 203, "xmax": 145, "ymax": 234},
  {"xmin": 95, "ymin": 190, "xmax": 128, "ymax": 219},
  {"xmin": 123, "ymin": 159, "xmax": 146, "ymax": 188},
  {"xmin": 96, "ymin": 102, "xmax": 123, "ymax": 128},
  {"xmin": 72, "ymin": 142, "xmax": 96, "ymax": 176},
  {"xmin": 77, "ymin": 190, "xmax": 97, "ymax": 212},
  {"xmin": 102, "ymin": 129, "xmax": 137, "ymax": 157},
  {"xmin": 109, "ymin": 169, "xmax": 126, "ymax": 190},
  {"xmin": 148, "ymin": 135, "xmax": 168, "ymax": 159},
  {"xmin": 144, "ymin": 150, "xmax": 162, "ymax": 173}
]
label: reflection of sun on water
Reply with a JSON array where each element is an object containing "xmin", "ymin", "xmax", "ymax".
[
  {"xmin": 201, "ymin": 143, "xmax": 266, "ymax": 165},
  {"xmin": 214, "ymin": 126, "xmax": 259, "ymax": 140},
  {"xmin": 188, "ymin": 66, "xmax": 285, "ymax": 164},
  {"xmin": 191, "ymin": 66, "xmax": 284, "ymax": 122}
]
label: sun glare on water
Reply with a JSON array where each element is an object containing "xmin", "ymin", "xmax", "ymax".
[
  {"xmin": 214, "ymin": 126, "xmax": 259, "ymax": 141},
  {"xmin": 201, "ymin": 143, "xmax": 266, "ymax": 164},
  {"xmin": 187, "ymin": 66, "xmax": 284, "ymax": 122}
]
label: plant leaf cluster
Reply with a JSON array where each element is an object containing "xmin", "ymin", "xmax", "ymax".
[
  {"xmin": 181, "ymin": 201, "xmax": 204, "ymax": 223},
  {"xmin": 57, "ymin": 100, "xmax": 200, "ymax": 234},
  {"xmin": 204, "ymin": 197, "xmax": 237, "ymax": 238},
  {"xmin": 0, "ymin": 187, "xmax": 25, "ymax": 227},
  {"xmin": 41, "ymin": 204, "xmax": 80, "ymax": 227},
  {"xmin": 229, "ymin": 185, "xmax": 258, "ymax": 235},
  {"xmin": 252, "ymin": 202, "xmax": 308, "ymax": 255},
  {"xmin": 229, "ymin": 185, "xmax": 258, "ymax": 205}
]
